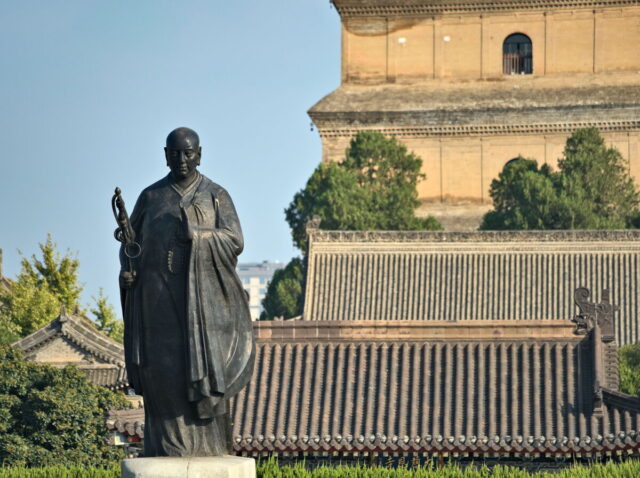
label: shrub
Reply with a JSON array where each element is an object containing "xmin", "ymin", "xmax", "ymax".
[
  {"xmin": 619, "ymin": 343, "xmax": 640, "ymax": 396},
  {"xmin": 0, "ymin": 346, "xmax": 127, "ymax": 467}
]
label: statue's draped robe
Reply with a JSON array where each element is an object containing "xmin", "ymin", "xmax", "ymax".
[{"xmin": 120, "ymin": 173, "xmax": 254, "ymax": 457}]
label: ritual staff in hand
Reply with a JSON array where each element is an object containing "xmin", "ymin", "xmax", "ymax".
[{"xmin": 118, "ymin": 127, "xmax": 255, "ymax": 457}]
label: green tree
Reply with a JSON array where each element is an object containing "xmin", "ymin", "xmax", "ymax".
[
  {"xmin": 480, "ymin": 157, "xmax": 560, "ymax": 230},
  {"xmin": 481, "ymin": 128, "xmax": 640, "ymax": 230},
  {"xmin": 90, "ymin": 289, "xmax": 123, "ymax": 343},
  {"xmin": 557, "ymin": 128, "xmax": 640, "ymax": 228},
  {"xmin": 0, "ymin": 281, "xmax": 58, "ymax": 344},
  {"xmin": 0, "ymin": 236, "xmax": 82, "ymax": 340},
  {"xmin": 0, "ymin": 236, "xmax": 121, "ymax": 343},
  {"xmin": 260, "ymin": 258, "xmax": 304, "ymax": 320},
  {"xmin": 285, "ymin": 131, "xmax": 441, "ymax": 252},
  {"xmin": 619, "ymin": 343, "xmax": 640, "ymax": 396},
  {"xmin": 264, "ymin": 132, "xmax": 441, "ymax": 319},
  {"xmin": 0, "ymin": 345, "xmax": 127, "ymax": 467}
]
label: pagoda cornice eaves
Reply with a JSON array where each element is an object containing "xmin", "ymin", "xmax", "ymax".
[
  {"xmin": 332, "ymin": 0, "xmax": 640, "ymax": 17},
  {"xmin": 314, "ymin": 119, "xmax": 640, "ymax": 138}
]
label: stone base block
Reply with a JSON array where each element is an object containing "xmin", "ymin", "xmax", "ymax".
[{"xmin": 122, "ymin": 455, "xmax": 256, "ymax": 478}]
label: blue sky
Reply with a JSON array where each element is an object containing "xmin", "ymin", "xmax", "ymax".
[{"xmin": 0, "ymin": 1, "xmax": 340, "ymax": 311}]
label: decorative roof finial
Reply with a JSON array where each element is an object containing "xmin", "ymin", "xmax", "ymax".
[
  {"xmin": 305, "ymin": 215, "xmax": 322, "ymax": 234},
  {"xmin": 572, "ymin": 287, "xmax": 618, "ymax": 340},
  {"xmin": 59, "ymin": 304, "xmax": 69, "ymax": 323}
]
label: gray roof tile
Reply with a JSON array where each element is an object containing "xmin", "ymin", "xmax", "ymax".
[{"xmin": 304, "ymin": 230, "xmax": 640, "ymax": 345}]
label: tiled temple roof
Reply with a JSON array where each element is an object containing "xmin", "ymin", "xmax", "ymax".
[
  {"xmin": 13, "ymin": 309, "xmax": 128, "ymax": 390},
  {"xmin": 304, "ymin": 230, "xmax": 640, "ymax": 345},
  {"xmin": 110, "ymin": 306, "xmax": 640, "ymax": 457},
  {"xmin": 230, "ymin": 316, "xmax": 640, "ymax": 456}
]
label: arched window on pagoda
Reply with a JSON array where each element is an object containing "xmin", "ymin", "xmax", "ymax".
[{"xmin": 503, "ymin": 33, "xmax": 532, "ymax": 75}]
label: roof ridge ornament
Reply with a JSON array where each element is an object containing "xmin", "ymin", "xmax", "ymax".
[
  {"xmin": 305, "ymin": 215, "xmax": 322, "ymax": 234},
  {"xmin": 572, "ymin": 287, "xmax": 619, "ymax": 342},
  {"xmin": 58, "ymin": 304, "xmax": 69, "ymax": 323},
  {"xmin": 573, "ymin": 287, "xmax": 621, "ymax": 409}
]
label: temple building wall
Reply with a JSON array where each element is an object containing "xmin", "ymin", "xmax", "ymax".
[
  {"xmin": 31, "ymin": 337, "xmax": 93, "ymax": 365},
  {"xmin": 342, "ymin": 7, "xmax": 640, "ymax": 83}
]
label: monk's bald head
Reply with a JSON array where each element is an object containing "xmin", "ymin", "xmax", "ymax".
[{"xmin": 166, "ymin": 127, "xmax": 200, "ymax": 150}]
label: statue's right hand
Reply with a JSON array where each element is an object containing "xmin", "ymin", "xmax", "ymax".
[
  {"xmin": 120, "ymin": 270, "xmax": 136, "ymax": 289},
  {"xmin": 179, "ymin": 204, "xmax": 194, "ymax": 241}
]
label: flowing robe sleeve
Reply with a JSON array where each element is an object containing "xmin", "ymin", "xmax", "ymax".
[{"xmin": 182, "ymin": 182, "xmax": 255, "ymax": 419}]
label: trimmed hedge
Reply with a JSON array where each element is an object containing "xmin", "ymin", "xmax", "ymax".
[
  {"xmin": 260, "ymin": 460, "xmax": 640, "ymax": 478},
  {"xmin": 1, "ymin": 459, "xmax": 639, "ymax": 478},
  {"xmin": 0, "ymin": 346, "xmax": 128, "ymax": 467},
  {"xmin": 0, "ymin": 466, "xmax": 119, "ymax": 477}
]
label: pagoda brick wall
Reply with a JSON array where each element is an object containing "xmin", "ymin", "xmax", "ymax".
[
  {"xmin": 312, "ymin": 2, "xmax": 640, "ymax": 227},
  {"xmin": 341, "ymin": 6, "xmax": 640, "ymax": 83},
  {"xmin": 321, "ymin": 131, "xmax": 640, "ymax": 205}
]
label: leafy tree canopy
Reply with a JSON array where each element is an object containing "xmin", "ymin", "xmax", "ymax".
[
  {"xmin": 90, "ymin": 289, "xmax": 123, "ymax": 343},
  {"xmin": 480, "ymin": 157, "xmax": 560, "ymax": 230},
  {"xmin": 0, "ymin": 236, "xmax": 81, "ymax": 341},
  {"xmin": 0, "ymin": 236, "xmax": 123, "ymax": 343},
  {"xmin": 481, "ymin": 128, "xmax": 640, "ymax": 230},
  {"xmin": 285, "ymin": 131, "xmax": 441, "ymax": 252},
  {"xmin": 0, "ymin": 345, "xmax": 127, "ymax": 467},
  {"xmin": 260, "ymin": 258, "xmax": 304, "ymax": 320}
]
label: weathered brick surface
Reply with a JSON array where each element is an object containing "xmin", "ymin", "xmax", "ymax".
[{"xmin": 310, "ymin": 0, "xmax": 640, "ymax": 213}]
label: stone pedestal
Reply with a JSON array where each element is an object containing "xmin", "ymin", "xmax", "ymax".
[{"xmin": 122, "ymin": 455, "xmax": 256, "ymax": 478}]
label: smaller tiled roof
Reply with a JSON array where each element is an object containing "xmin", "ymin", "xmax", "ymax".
[
  {"xmin": 0, "ymin": 276, "xmax": 12, "ymax": 294},
  {"xmin": 13, "ymin": 308, "xmax": 128, "ymax": 389},
  {"xmin": 83, "ymin": 366, "xmax": 128, "ymax": 388},
  {"xmin": 107, "ymin": 408, "xmax": 145, "ymax": 439}
]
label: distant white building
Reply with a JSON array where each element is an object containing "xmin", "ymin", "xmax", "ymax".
[{"xmin": 237, "ymin": 261, "xmax": 284, "ymax": 320}]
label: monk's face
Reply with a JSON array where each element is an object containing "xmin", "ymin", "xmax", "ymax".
[
  {"xmin": 166, "ymin": 148, "xmax": 200, "ymax": 180},
  {"xmin": 165, "ymin": 133, "xmax": 201, "ymax": 181}
]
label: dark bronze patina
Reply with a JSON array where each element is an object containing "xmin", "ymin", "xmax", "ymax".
[{"xmin": 114, "ymin": 127, "xmax": 255, "ymax": 457}]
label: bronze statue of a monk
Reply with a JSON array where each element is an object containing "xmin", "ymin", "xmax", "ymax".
[{"xmin": 118, "ymin": 127, "xmax": 255, "ymax": 457}]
